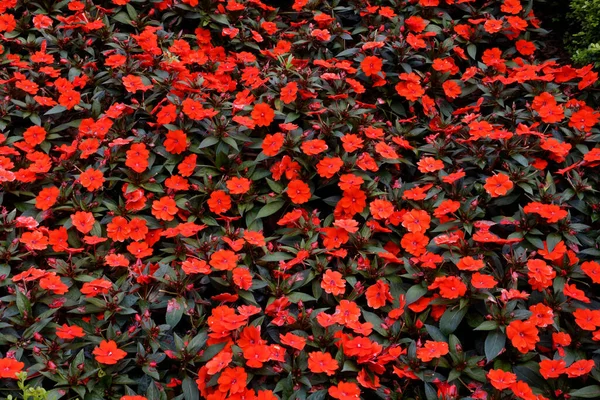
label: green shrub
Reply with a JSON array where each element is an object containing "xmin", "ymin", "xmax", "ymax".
[{"xmin": 568, "ymin": 0, "xmax": 600, "ymax": 65}]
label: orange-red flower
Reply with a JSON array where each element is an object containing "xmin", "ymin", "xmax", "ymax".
[
  {"xmin": 428, "ymin": 276, "xmax": 467, "ymax": 299},
  {"xmin": 35, "ymin": 186, "xmax": 60, "ymax": 210},
  {"xmin": 23, "ymin": 126, "xmax": 47, "ymax": 146},
  {"xmin": 164, "ymin": 130, "xmax": 188, "ymax": 154},
  {"xmin": 328, "ymin": 381, "xmax": 361, "ymax": 399},
  {"xmin": 210, "ymin": 249, "xmax": 238, "ymax": 271},
  {"xmin": 484, "ymin": 173, "xmax": 513, "ymax": 197},
  {"xmin": 369, "ymin": 199, "xmax": 394, "ymax": 220},
  {"xmin": 0, "ymin": 358, "xmax": 25, "ymax": 379},
  {"xmin": 506, "ymin": 320, "xmax": 539, "ymax": 353},
  {"xmin": 365, "ymin": 280, "xmax": 393, "ymax": 309},
  {"xmin": 402, "ymin": 209, "xmax": 431, "ymax": 233},
  {"xmin": 287, "ymin": 180, "xmax": 311, "ymax": 204},
  {"xmin": 581, "ymin": 261, "xmax": 600, "ymax": 283},
  {"xmin": 56, "ymin": 324, "xmax": 85, "ymax": 340},
  {"xmin": 39, "ymin": 273, "xmax": 69, "ymax": 295},
  {"xmin": 573, "ymin": 308, "xmax": 600, "ymax": 331},
  {"xmin": 20, "ymin": 231, "xmax": 48, "ymax": 251},
  {"xmin": 107, "ymin": 216, "xmax": 130, "ymax": 242},
  {"xmin": 251, "ymin": 103, "xmax": 275, "ymax": 127},
  {"xmin": 71, "ymin": 211, "xmax": 95, "ymax": 234},
  {"xmin": 81, "ymin": 278, "xmax": 112, "ymax": 297},
  {"xmin": 79, "ymin": 168, "xmax": 105, "ymax": 191},
  {"xmin": 417, "ymin": 157, "xmax": 444, "ymax": 173},
  {"xmin": 307, "ymin": 351, "xmax": 339, "ymax": 376},
  {"xmin": 279, "ymin": 332, "xmax": 306, "ymax": 350},
  {"xmin": 226, "ymin": 177, "xmax": 252, "ymax": 194},
  {"xmin": 400, "ymin": 232, "xmax": 429, "ymax": 256},
  {"xmin": 487, "ymin": 369, "xmax": 517, "ymax": 390},
  {"xmin": 217, "ymin": 366, "xmax": 247, "ymax": 394},
  {"xmin": 301, "ymin": 139, "xmax": 328, "ymax": 156},
  {"xmin": 126, "ymin": 143, "xmax": 150, "ymax": 173},
  {"xmin": 262, "ymin": 132, "xmax": 285, "ymax": 156},
  {"xmin": 456, "ymin": 256, "xmax": 484, "ymax": 271},
  {"xmin": 93, "ymin": 340, "xmax": 127, "ymax": 365},
  {"xmin": 280, "ymin": 82, "xmax": 298, "ymax": 104},
  {"xmin": 321, "ymin": 269, "xmax": 346, "ymax": 296},
  {"xmin": 208, "ymin": 190, "xmax": 232, "ymax": 214},
  {"xmin": 416, "ymin": 341, "xmax": 449, "ymax": 362},
  {"xmin": 361, "ymin": 56, "xmax": 383, "ymax": 77},
  {"xmin": 122, "ymin": 75, "xmax": 153, "ymax": 93},
  {"xmin": 539, "ymin": 359, "xmax": 566, "ymax": 379},
  {"xmin": 316, "ymin": 157, "xmax": 343, "ymax": 179},
  {"xmin": 151, "ymin": 197, "xmax": 178, "ymax": 221}
]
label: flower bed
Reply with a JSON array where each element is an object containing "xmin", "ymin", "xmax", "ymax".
[{"xmin": 1, "ymin": 0, "xmax": 600, "ymax": 399}]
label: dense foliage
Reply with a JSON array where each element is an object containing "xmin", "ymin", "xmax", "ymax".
[
  {"xmin": 0, "ymin": 0, "xmax": 600, "ymax": 399},
  {"xmin": 567, "ymin": 0, "xmax": 600, "ymax": 66}
]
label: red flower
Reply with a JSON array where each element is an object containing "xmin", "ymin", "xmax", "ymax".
[
  {"xmin": 126, "ymin": 143, "xmax": 150, "ymax": 173},
  {"xmin": 416, "ymin": 341, "xmax": 449, "ymax": 362},
  {"xmin": 23, "ymin": 126, "xmax": 47, "ymax": 146},
  {"xmin": 210, "ymin": 249, "xmax": 238, "ymax": 271},
  {"xmin": 56, "ymin": 324, "xmax": 85, "ymax": 340},
  {"xmin": 287, "ymin": 180, "xmax": 311, "ymax": 204},
  {"xmin": 0, "ymin": 358, "xmax": 25, "ymax": 379},
  {"xmin": 361, "ymin": 56, "xmax": 383, "ymax": 77},
  {"xmin": 581, "ymin": 261, "xmax": 600, "ymax": 283},
  {"xmin": 279, "ymin": 333, "xmax": 306, "ymax": 350},
  {"xmin": 400, "ymin": 232, "xmax": 429, "ymax": 256},
  {"xmin": 251, "ymin": 103, "xmax": 275, "ymax": 127},
  {"xmin": 122, "ymin": 75, "xmax": 153, "ymax": 93},
  {"xmin": 307, "ymin": 351, "xmax": 339, "ymax": 376},
  {"xmin": 321, "ymin": 269, "xmax": 346, "ymax": 296},
  {"xmin": 506, "ymin": 320, "xmax": 539, "ymax": 353},
  {"xmin": 93, "ymin": 340, "xmax": 127, "ymax": 365},
  {"xmin": 217, "ymin": 366, "xmax": 247, "ymax": 394},
  {"xmin": 81, "ymin": 278, "xmax": 112, "ymax": 297},
  {"xmin": 208, "ymin": 190, "xmax": 232, "ymax": 214},
  {"xmin": 40, "ymin": 273, "xmax": 69, "ymax": 295},
  {"xmin": 280, "ymin": 82, "xmax": 298, "ymax": 104},
  {"xmin": 164, "ymin": 130, "xmax": 188, "ymax": 154},
  {"xmin": 539, "ymin": 359, "xmax": 566, "ymax": 379},
  {"xmin": 328, "ymin": 381, "xmax": 361, "ymax": 399},
  {"xmin": 71, "ymin": 211, "xmax": 95, "ymax": 234},
  {"xmin": 487, "ymin": 369, "xmax": 517, "ymax": 390},
  {"xmin": 428, "ymin": 276, "xmax": 467, "ymax": 299},
  {"xmin": 365, "ymin": 280, "xmax": 393, "ymax": 309},
  {"xmin": 262, "ymin": 132, "xmax": 285, "ymax": 156},
  {"xmin": 151, "ymin": 197, "xmax": 178, "ymax": 221},
  {"xmin": 484, "ymin": 173, "xmax": 513, "ymax": 197},
  {"xmin": 226, "ymin": 177, "xmax": 252, "ymax": 194},
  {"xmin": 79, "ymin": 168, "xmax": 105, "ymax": 192}
]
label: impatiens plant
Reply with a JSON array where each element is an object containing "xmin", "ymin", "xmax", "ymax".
[{"xmin": 1, "ymin": 0, "xmax": 600, "ymax": 399}]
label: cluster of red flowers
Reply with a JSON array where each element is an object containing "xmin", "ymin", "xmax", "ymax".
[{"xmin": 1, "ymin": 0, "xmax": 600, "ymax": 399}]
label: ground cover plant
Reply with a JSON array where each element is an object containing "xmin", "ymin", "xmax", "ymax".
[{"xmin": 0, "ymin": 0, "xmax": 600, "ymax": 399}]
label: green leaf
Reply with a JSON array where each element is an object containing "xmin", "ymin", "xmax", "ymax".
[
  {"xmin": 484, "ymin": 331, "xmax": 506, "ymax": 362},
  {"xmin": 182, "ymin": 376, "xmax": 199, "ymax": 400},
  {"xmin": 166, "ymin": 297, "xmax": 186, "ymax": 328},
  {"xmin": 467, "ymin": 44, "xmax": 477, "ymax": 60},
  {"xmin": 362, "ymin": 310, "xmax": 388, "ymax": 336},
  {"xmin": 210, "ymin": 14, "xmax": 229, "ymax": 25},
  {"xmin": 199, "ymin": 136, "xmax": 219, "ymax": 148},
  {"xmin": 405, "ymin": 284, "xmax": 428, "ymax": 305},
  {"xmin": 474, "ymin": 321, "xmax": 499, "ymax": 331},
  {"xmin": 44, "ymin": 105, "xmax": 67, "ymax": 115},
  {"xmin": 439, "ymin": 307, "xmax": 468, "ymax": 335},
  {"xmin": 16, "ymin": 289, "xmax": 31, "ymax": 317},
  {"xmin": 570, "ymin": 386, "xmax": 600, "ymax": 398},
  {"xmin": 256, "ymin": 201, "xmax": 285, "ymax": 219},
  {"xmin": 307, "ymin": 390, "xmax": 327, "ymax": 400}
]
